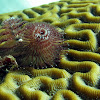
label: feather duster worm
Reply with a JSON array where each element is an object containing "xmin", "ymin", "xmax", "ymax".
[{"xmin": 0, "ymin": 18, "xmax": 64, "ymax": 69}]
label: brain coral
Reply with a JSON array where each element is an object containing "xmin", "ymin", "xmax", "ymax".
[{"xmin": 0, "ymin": 0, "xmax": 100, "ymax": 100}]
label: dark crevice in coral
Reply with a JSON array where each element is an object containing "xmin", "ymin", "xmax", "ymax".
[
  {"xmin": 68, "ymin": 15, "xmax": 90, "ymax": 23},
  {"xmin": 15, "ymin": 89, "xmax": 25, "ymax": 100},
  {"xmin": 79, "ymin": 16, "xmax": 100, "ymax": 23},
  {"xmin": 31, "ymin": 8, "xmax": 45, "ymax": 15},
  {"xmin": 69, "ymin": 81, "xmax": 85, "ymax": 99},
  {"xmin": 65, "ymin": 35, "xmax": 89, "ymax": 41},
  {"xmin": 90, "ymin": 7, "xmax": 100, "ymax": 16},
  {"xmin": 66, "ymin": 54, "xmax": 75, "ymax": 61},
  {"xmin": 42, "ymin": 19, "xmax": 53, "ymax": 24},
  {"xmin": 23, "ymin": 10, "xmax": 35, "ymax": 18},
  {"xmin": 78, "ymin": 37, "xmax": 89, "ymax": 41},
  {"xmin": 17, "ymin": 14, "xmax": 23, "ymax": 18},
  {"xmin": 79, "ymin": 17, "xmax": 89, "ymax": 23},
  {"xmin": 66, "ymin": 67, "xmax": 90, "ymax": 75},
  {"xmin": 96, "ymin": 33, "xmax": 100, "ymax": 47},
  {"xmin": 64, "ymin": 44, "xmax": 87, "ymax": 51},
  {"xmin": 72, "ymin": 88, "xmax": 90, "ymax": 100},
  {"xmin": 0, "ymin": 19, "xmax": 3, "ymax": 24},
  {"xmin": 57, "ymin": 11, "xmax": 62, "ymax": 17},
  {"xmin": 58, "ymin": 4, "xmax": 64, "ymax": 8},
  {"xmin": 66, "ymin": 53, "xmax": 91, "ymax": 61},
  {"xmin": 96, "ymin": 79, "xmax": 100, "ymax": 89},
  {"xmin": 57, "ymin": 10, "xmax": 69, "ymax": 17},
  {"xmin": 66, "ymin": 51, "xmax": 100, "ymax": 66},
  {"xmin": 39, "ymin": 84, "xmax": 47, "ymax": 92},
  {"xmin": 9, "ymin": 14, "xmax": 14, "ymax": 17},
  {"xmin": 48, "ymin": 6, "xmax": 54, "ymax": 10},
  {"xmin": 0, "ymin": 69, "xmax": 9, "ymax": 84}
]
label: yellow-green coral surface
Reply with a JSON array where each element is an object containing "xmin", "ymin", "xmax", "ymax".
[{"xmin": 0, "ymin": 0, "xmax": 100, "ymax": 100}]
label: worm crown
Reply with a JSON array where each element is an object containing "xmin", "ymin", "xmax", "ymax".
[{"xmin": 0, "ymin": 18, "xmax": 64, "ymax": 69}]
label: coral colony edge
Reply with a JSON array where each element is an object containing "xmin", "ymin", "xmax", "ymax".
[{"xmin": 0, "ymin": 17, "xmax": 64, "ymax": 69}]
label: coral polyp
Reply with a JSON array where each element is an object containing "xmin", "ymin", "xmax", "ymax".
[{"xmin": 0, "ymin": 18, "xmax": 64, "ymax": 68}]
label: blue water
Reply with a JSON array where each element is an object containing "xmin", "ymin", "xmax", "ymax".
[{"xmin": 0, "ymin": 0, "xmax": 59, "ymax": 14}]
